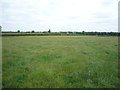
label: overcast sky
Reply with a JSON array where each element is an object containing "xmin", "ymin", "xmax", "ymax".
[{"xmin": 0, "ymin": 0, "xmax": 119, "ymax": 32}]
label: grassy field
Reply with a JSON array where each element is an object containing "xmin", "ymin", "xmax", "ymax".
[{"xmin": 2, "ymin": 36, "xmax": 118, "ymax": 88}]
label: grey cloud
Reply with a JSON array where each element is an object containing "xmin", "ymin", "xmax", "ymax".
[
  {"xmin": 41, "ymin": 1, "xmax": 59, "ymax": 16},
  {"xmin": 102, "ymin": 1, "xmax": 113, "ymax": 7},
  {"xmin": 92, "ymin": 12, "xmax": 112, "ymax": 18},
  {"xmin": 67, "ymin": 16, "xmax": 81, "ymax": 19},
  {"xmin": 1, "ymin": 0, "xmax": 118, "ymax": 32}
]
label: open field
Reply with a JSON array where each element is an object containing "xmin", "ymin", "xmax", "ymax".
[{"xmin": 2, "ymin": 36, "xmax": 118, "ymax": 88}]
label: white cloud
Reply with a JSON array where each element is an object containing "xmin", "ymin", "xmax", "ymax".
[{"xmin": 1, "ymin": 0, "xmax": 119, "ymax": 32}]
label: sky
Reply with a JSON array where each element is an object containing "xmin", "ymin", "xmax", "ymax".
[{"xmin": 0, "ymin": 0, "xmax": 119, "ymax": 32}]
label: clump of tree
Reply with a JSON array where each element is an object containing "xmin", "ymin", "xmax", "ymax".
[
  {"xmin": 82, "ymin": 31, "xmax": 85, "ymax": 35},
  {"xmin": 73, "ymin": 31, "xmax": 119, "ymax": 36},
  {"xmin": 0, "ymin": 26, "xmax": 2, "ymax": 32},
  {"xmin": 1, "ymin": 29, "xmax": 120, "ymax": 36},
  {"xmin": 17, "ymin": 30, "xmax": 20, "ymax": 33},
  {"xmin": 48, "ymin": 29, "xmax": 51, "ymax": 33},
  {"xmin": 31, "ymin": 30, "xmax": 35, "ymax": 33}
]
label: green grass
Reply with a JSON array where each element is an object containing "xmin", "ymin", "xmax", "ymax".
[{"xmin": 2, "ymin": 36, "xmax": 118, "ymax": 88}]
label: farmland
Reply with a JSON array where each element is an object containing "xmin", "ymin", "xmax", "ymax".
[{"xmin": 2, "ymin": 36, "xmax": 118, "ymax": 88}]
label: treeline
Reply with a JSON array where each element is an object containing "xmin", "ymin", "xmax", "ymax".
[
  {"xmin": 75, "ymin": 31, "xmax": 120, "ymax": 36},
  {"xmin": 1, "ymin": 32, "xmax": 61, "ymax": 36},
  {"xmin": 1, "ymin": 31, "xmax": 120, "ymax": 36}
]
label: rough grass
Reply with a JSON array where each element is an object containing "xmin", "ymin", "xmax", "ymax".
[{"xmin": 2, "ymin": 36, "xmax": 118, "ymax": 88}]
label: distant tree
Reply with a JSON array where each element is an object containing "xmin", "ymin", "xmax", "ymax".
[
  {"xmin": 48, "ymin": 29, "xmax": 51, "ymax": 33},
  {"xmin": 17, "ymin": 30, "xmax": 20, "ymax": 33},
  {"xmin": 43, "ymin": 31, "xmax": 47, "ymax": 33},
  {"xmin": 0, "ymin": 26, "xmax": 2, "ymax": 31},
  {"xmin": 82, "ymin": 31, "xmax": 85, "ymax": 35},
  {"xmin": 32, "ymin": 30, "xmax": 35, "ymax": 33},
  {"xmin": 68, "ymin": 31, "xmax": 73, "ymax": 34}
]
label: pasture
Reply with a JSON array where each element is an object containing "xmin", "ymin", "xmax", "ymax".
[{"xmin": 2, "ymin": 36, "xmax": 118, "ymax": 88}]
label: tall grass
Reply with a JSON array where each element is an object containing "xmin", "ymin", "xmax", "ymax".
[{"xmin": 2, "ymin": 36, "xmax": 118, "ymax": 88}]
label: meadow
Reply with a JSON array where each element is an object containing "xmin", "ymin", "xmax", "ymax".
[{"xmin": 2, "ymin": 36, "xmax": 118, "ymax": 88}]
